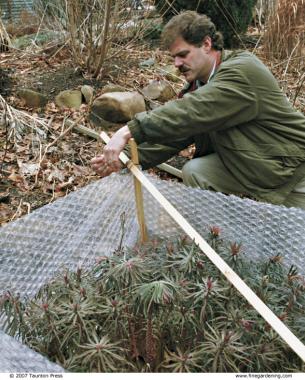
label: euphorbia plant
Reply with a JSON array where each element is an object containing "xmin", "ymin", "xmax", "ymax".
[{"xmin": 1, "ymin": 229, "xmax": 304, "ymax": 372}]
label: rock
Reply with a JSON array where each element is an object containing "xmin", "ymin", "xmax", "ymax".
[
  {"xmin": 142, "ymin": 80, "xmax": 175, "ymax": 102},
  {"xmin": 158, "ymin": 65, "xmax": 181, "ymax": 82},
  {"xmin": 90, "ymin": 91, "xmax": 146, "ymax": 124},
  {"xmin": 17, "ymin": 161, "xmax": 40, "ymax": 177},
  {"xmin": 17, "ymin": 88, "xmax": 48, "ymax": 108},
  {"xmin": 100, "ymin": 83, "xmax": 126, "ymax": 95},
  {"xmin": 81, "ymin": 85, "xmax": 94, "ymax": 104},
  {"xmin": 143, "ymin": 5, "xmax": 158, "ymax": 18},
  {"xmin": 147, "ymin": 100, "xmax": 160, "ymax": 110},
  {"xmin": 88, "ymin": 113, "xmax": 115, "ymax": 130},
  {"xmin": 12, "ymin": 31, "xmax": 66, "ymax": 50},
  {"xmin": 55, "ymin": 90, "xmax": 82, "ymax": 109},
  {"xmin": 139, "ymin": 58, "xmax": 155, "ymax": 68}
]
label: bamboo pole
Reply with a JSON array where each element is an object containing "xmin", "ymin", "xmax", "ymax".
[
  {"xmin": 129, "ymin": 138, "xmax": 148, "ymax": 243},
  {"xmin": 100, "ymin": 131, "xmax": 305, "ymax": 363}
]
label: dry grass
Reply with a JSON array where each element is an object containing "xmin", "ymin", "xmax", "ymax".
[
  {"xmin": 263, "ymin": 0, "xmax": 305, "ymax": 70},
  {"xmin": 261, "ymin": 0, "xmax": 305, "ymax": 112},
  {"xmin": 0, "ymin": 17, "xmax": 12, "ymax": 51}
]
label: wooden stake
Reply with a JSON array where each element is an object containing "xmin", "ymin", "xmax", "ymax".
[
  {"xmin": 128, "ymin": 138, "xmax": 148, "ymax": 243},
  {"xmin": 99, "ymin": 131, "xmax": 305, "ymax": 362}
]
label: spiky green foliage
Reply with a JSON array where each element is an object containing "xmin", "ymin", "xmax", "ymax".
[
  {"xmin": 1, "ymin": 228, "xmax": 304, "ymax": 372},
  {"xmin": 154, "ymin": 0, "xmax": 257, "ymax": 47}
]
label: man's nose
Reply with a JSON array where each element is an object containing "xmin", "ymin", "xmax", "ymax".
[{"xmin": 174, "ymin": 57, "xmax": 183, "ymax": 67}]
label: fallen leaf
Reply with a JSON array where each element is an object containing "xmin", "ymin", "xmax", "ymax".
[
  {"xmin": 46, "ymin": 167, "xmax": 66, "ymax": 182},
  {"xmin": 0, "ymin": 203, "xmax": 13, "ymax": 225},
  {"xmin": 18, "ymin": 161, "xmax": 40, "ymax": 177},
  {"xmin": 0, "ymin": 191, "xmax": 10, "ymax": 203},
  {"xmin": 8, "ymin": 171, "xmax": 24, "ymax": 183},
  {"xmin": 55, "ymin": 176, "xmax": 75, "ymax": 191},
  {"xmin": 73, "ymin": 164, "xmax": 90, "ymax": 176}
]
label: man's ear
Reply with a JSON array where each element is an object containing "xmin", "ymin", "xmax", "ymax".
[{"xmin": 202, "ymin": 36, "xmax": 212, "ymax": 52}]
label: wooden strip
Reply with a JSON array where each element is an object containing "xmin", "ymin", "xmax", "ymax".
[
  {"xmin": 157, "ymin": 163, "xmax": 183, "ymax": 179},
  {"xmin": 66, "ymin": 120, "xmax": 182, "ymax": 178},
  {"xmin": 129, "ymin": 138, "xmax": 148, "ymax": 243},
  {"xmin": 100, "ymin": 131, "xmax": 305, "ymax": 362}
]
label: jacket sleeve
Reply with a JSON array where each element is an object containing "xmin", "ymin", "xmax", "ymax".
[
  {"xmin": 123, "ymin": 137, "xmax": 193, "ymax": 169},
  {"xmin": 128, "ymin": 64, "xmax": 259, "ymax": 145}
]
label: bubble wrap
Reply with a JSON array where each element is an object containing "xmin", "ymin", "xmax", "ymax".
[
  {"xmin": 0, "ymin": 331, "xmax": 64, "ymax": 372},
  {"xmin": 1, "ymin": 172, "xmax": 305, "ymax": 372}
]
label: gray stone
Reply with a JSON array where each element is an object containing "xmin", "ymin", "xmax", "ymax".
[
  {"xmin": 90, "ymin": 91, "xmax": 146, "ymax": 124},
  {"xmin": 55, "ymin": 90, "xmax": 82, "ymax": 109},
  {"xmin": 139, "ymin": 58, "xmax": 155, "ymax": 68},
  {"xmin": 158, "ymin": 64, "xmax": 181, "ymax": 82},
  {"xmin": 142, "ymin": 80, "xmax": 175, "ymax": 102},
  {"xmin": 17, "ymin": 88, "xmax": 48, "ymax": 108},
  {"xmin": 81, "ymin": 85, "xmax": 94, "ymax": 104},
  {"xmin": 100, "ymin": 83, "xmax": 126, "ymax": 95}
]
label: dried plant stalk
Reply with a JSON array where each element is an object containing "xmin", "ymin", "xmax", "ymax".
[
  {"xmin": 264, "ymin": 0, "xmax": 305, "ymax": 70},
  {"xmin": 0, "ymin": 95, "xmax": 49, "ymax": 141},
  {"xmin": 0, "ymin": 17, "xmax": 12, "ymax": 49}
]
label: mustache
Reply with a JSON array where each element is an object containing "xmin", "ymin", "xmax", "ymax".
[{"xmin": 179, "ymin": 66, "xmax": 190, "ymax": 73}]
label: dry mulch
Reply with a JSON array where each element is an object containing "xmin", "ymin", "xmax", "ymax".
[{"xmin": 0, "ymin": 43, "xmax": 182, "ymax": 226}]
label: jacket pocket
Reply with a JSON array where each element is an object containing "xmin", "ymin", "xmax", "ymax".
[{"xmin": 218, "ymin": 145, "xmax": 303, "ymax": 189}]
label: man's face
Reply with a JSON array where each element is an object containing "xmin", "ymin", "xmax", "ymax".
[{"xmin": 169, "ymin": 36, "xmax": 213, "ymax": 83}]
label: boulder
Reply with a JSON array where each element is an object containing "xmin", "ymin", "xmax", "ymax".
[
  {"xmin": 139, "ymin": 58, "xmax": 155, "ymax": 68},
  {"xmin": 142, "ymin": 80, "xmax": 175, "ymax": 102},
  {"xmin": 158, "ymin": 64, "xmax": 181, "ymax": 82},
  {"xmin": 100, "ymin": 83, "xmax": 126, "ymax": 95},
  {"xmin": 90, "ymin": 91, "xmax": 146, "ymax": 124},
  {"xmin": 81, "ymin": 85, "xmax": 94, "ymax": 104},
  {"xmin": 55, "ymin": 90, "xmax": 82, "ymax": 109},
  {"xmin": 17, "ymin": 89, "xmax": 48, "ymax": 108}
]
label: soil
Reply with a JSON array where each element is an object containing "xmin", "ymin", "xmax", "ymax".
[{"xmin": 19, "ymin": 66, "xmax": 105, "ymax": 101}]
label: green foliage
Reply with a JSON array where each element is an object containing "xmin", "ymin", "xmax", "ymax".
[
  {"xmin": 142, "ymin": 19, "xmax": 163, "ymax": 40},
  {"xmin": 154, "ymin": 0, "xmax": 257, "ymax": 47},
  {"xmin": 1, "ymin": 229, "xmax": 304, "ymax": 372}
]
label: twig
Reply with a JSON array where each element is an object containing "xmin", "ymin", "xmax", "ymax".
[
  {"xmin": 10, "ymin": 199, "xmax": 23, "ymax": 222},
  {"xmin": 93, "ymin": 0, "xmax": 113, "ymax": 77},
  {"xmin": 284, "ymin": 40, "xmax": 300, "ymax": 75},
  {"xmin": 0, "ymin": 108, "xmax": 9, "ymax": 178},
  {"xmin": 0, "ymin": 95, "xmax": 49, "ymax": 138},
  {"xmin": 0, "ymin": 17, "xmax": 12, "ymax": 48}
]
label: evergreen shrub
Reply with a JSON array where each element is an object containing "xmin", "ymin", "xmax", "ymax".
[{"xmin": 154, "ymin": 0, "xmax": 257, "ymax": 47}]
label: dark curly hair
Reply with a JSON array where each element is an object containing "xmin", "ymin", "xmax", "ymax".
[{"xmin": 161, "ymin": 11, "xmax": 224, "ymax": 51}]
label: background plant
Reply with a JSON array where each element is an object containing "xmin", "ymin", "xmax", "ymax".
[
  {"xmin": 153, "ymin": 0, "xmax": 257, "ymax": 48},
  {"xmin": 1, "ymin": 228, "xmax": 304, "ymax": 372},
  {"xmin": 33, "ymin": 0, "xmax": 158, "ymax": 77},
  {"xmin": 263, "ymin": 0, "xmax": 304, "ymax": 68}
]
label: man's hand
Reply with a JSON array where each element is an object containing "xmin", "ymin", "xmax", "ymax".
[{"xmin": 91, "ymin": 125, "xmax": 131, "ymax": 177}]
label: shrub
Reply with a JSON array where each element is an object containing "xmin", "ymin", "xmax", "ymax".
[{"xmin": 154, "ymin": 0, "xmax": 257, "ymax": 48}]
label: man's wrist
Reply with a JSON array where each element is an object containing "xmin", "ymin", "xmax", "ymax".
[
  {"xmin": 127, "ymin": 119, "xmax": 145, "ymax": 145},
  {"xmin": 121, "ymin": 125, "xmax": 132, "ymax": 143}
]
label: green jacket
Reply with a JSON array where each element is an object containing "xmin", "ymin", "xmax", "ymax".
[{"xmin": 128, "ymin": 50, "xmax": 305, "ymax": 204}]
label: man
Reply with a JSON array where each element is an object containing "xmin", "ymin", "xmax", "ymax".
[{"xmin": 91, "ymin": 11, "xmax": 305, "ymax": 209}]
